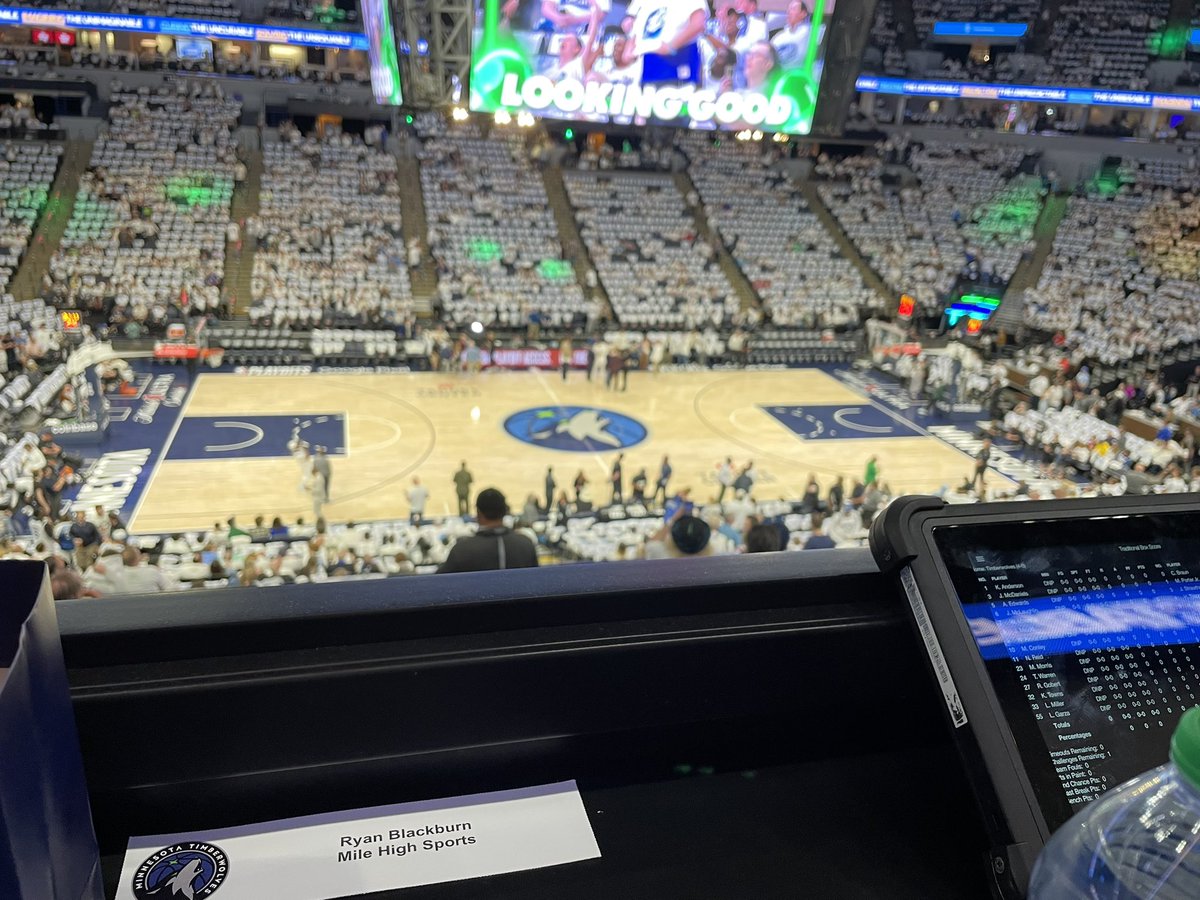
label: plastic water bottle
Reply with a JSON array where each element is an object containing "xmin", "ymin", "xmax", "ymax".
[{"xmin": 1027, "ymin": 706, "xmax": 1200, "ymax": 899}]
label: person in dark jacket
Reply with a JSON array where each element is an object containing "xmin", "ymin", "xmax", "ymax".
[
  {"xmin": 827, "ymin": 476, "xmax": 845, "ymax": 512},
  {"xmin": 437, "ymin": 489, "xmax": 538, "ymax": 574},
  {"xmin": 68, "ymin": 509, "xmax": 102, "ymax": 571},
  {"xmin": 544, "ymin": 466, "xmax": 556, "ymax": 512}
]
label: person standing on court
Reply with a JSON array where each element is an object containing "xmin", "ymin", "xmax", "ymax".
[
  {"xmin": 311, "ymin": 462, "xmax": 328, "ymax": 520},
  {"xmin": 733, "ymin": 460, "xmax": 755, "ymax": 499},
  {"xmin": 653, "ymin": 455, "xmax": 672, "ymax": 506},
  {"xmin": 453, "ymin": 461, "xmax": 473, "ymax": 517},
  {"xmin": 406, "ymin": 476, "xmax": 429, "ymax": 524},
  {"xmin": 313, "ymin": 446, "xmax": 332, "ymax": 499},
  {"xmin": 864, "ymin": 455, "xmax": 878, "ymax": 488},
  {"xmin": 828, "ymin": 475, "xmax": 845, "ymax": 512},
  {"xmin": 610, "ymin": 453, "xmax": 625, "ymax": 505},
  {"xmin": 574, "ymin": 469, "xmax": 588, "ymax": 504},
  {"xmin": 544, "ymin": 466, "xmax": 556, "ymax": 513},
  {"xmin": 631, "ymin": 467, "xmax": 648, "ymax": 505},
  {"xmin": 606, "ymin": 346, "xmax": 623, "ymax": 390},
  {"xmin": 69, "ymin": 509, "xmax": 101, "ymax": 571},
  {"xmin": 436, "ymin": 488, "xmax": 539, "ymax": 574},
  {"xmin": 559, "ymin": 337, "xmax": 572, "ymax": 382},
  {"xmin": 971, "ymin": 438, "xmax": 992, "ymax": 492},
  {"xmin": 716, "ymin": 457, "xmax": 734, "ymax": 503}
]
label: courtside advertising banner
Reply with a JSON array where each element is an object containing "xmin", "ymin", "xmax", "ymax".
[{"xmin": 470, "ymin": 0, "xmax": 835, "ymax": 133}]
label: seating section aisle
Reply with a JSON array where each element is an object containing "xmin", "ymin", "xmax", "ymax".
[
  {"xmin": 249, "ymin": 132, "xmax": 412, "ymax": 328},
  {"xmin": 0, "ymin": 143, "xmax": 61, "ymax": 294},
  {"xmin": 817, "ymin": 144, "xmax": 1043, "ymax": 311},
  {"xmin": 1022, "ymin": 158, "xmax": 1200, "ymax": 365},
  {"xmin": 417, "ymin": 116, "xmax": 589, "ymax": 329},
  {"xmin": 680, "ymin": 133, "xmax": 880, "ymax": 328},
  {"xmin": 563, "ymin": 170, "xmax": 735, "ymax": 329},
  {"xmin": 46, "ymin": 86, "xmax": 239, "ymax": 326}
]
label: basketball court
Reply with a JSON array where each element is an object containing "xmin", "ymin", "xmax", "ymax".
[{"xmin": 123, "ymin": 367, "xmax": 991, "ymax": 532}]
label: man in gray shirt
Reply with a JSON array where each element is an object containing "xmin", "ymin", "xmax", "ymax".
[
  {"xmin": 437, "ymin": 489, "xmax": 538, "ymax": 574},
  {"xmin": 313, "ymin": 447, "xmax": 332, "ymax": 498}
]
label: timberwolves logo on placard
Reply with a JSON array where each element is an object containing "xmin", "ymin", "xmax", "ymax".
[
  {"xmin": 505, "ymin": 406, "xmax": 647, "ymax": 452},
  {"xmin": 132, "ymin": 843, "xmax": 228, "ymax": 899}
]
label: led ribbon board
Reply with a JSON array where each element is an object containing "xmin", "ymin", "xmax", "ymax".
[
  {"xmin": 931, "ymin": 22, "xmax": 1027, "ymax": 38},
  {"xmin": 856, "ymin": 75, "xmax": 1200, "ymax": 112},
  {"xmin": 471, "ymin": 0, "xmax": 837, "ymax": 134},
  {"xmin": 0, "ymin": 6, "xmax": 368, "ymax": 49}
]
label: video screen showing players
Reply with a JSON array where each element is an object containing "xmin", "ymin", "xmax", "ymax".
[
  {"xmin": 470, "ymin": 0, "xmax": 835, "ymax": 133},
  {"xmin": 361, "ymin": 0, "xmax": 404, "ymax": 104}
]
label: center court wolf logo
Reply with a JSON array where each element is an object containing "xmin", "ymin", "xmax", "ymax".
[
  {"xmin": 132, "ymin": 844, "xmax": 228, "ymax": 900},
  {"xmin": 504, "ymin": 406, "xmax": 648, "ymax": 452}
]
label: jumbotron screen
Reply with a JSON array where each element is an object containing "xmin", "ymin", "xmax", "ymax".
[
  {"xmin": 361, "ymin": 0, "xmax": 403, "ymax": 104},
  {"xmin": 469, "ymin": 0, "xmax": 834, "ymax": 133}
]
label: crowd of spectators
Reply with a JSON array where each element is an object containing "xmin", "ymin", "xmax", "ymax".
[
  {"xmin": 1021, "ymin": 157, "xmax": 1200, "ymax": 368},
  {"xmin": 264, "ymin": 0, "xmax": 358, "ymax": 26},
  {"xmin": 563, "ymin": 169, "xmax": 733, "ymax": 330},
  {"xmin": 248, "ymin": 127, "xmax": 413, "ymax": 328},
  {"xmin": 417, "ymin": 115, "xmax": 595, "ymax": 331},
  {"xmin": 44, "ymin": 83, "xmax": 238, "ymax": 331},
  {"xmin": 5, "ymin": 102, "xmax": 1200, "ymax": 599},
  {"xmin": 3, "ymin": 451, "xmax": 901, "ymax": 598},
  {"xmin": 1044, "ymin": 0, "xmax": 1166, "ymax": 91},
  {"xmin": 989, "ymin": 363, "xmax": 1200, "ymax": 495},
  {"xmin": 679, "ymin": 131, "xmax": 881, "ymax": 328},
  {"xmin": 862, "ymin": 0, "xmax": 1166, "ymax": 90},
  {"xmin": 0, "ymin": 33, "xmax": 370, "ymax": 87},
  {"xmin": 0, "ymin": 103, "xmax": 57, "ymax": 138},
  {"xmin": 0, "ymin": 141, "xmax": 61, "ymax": 295},
  {"xmin": 817, "ymin": 140, "xmax": 1042, "ymax": 314}
]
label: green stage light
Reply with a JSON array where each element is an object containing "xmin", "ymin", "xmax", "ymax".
[
  {"xmin": 467, "ymin": 239, "xmax": 502, "ymax": 262},
  {"xmin": 538, "ymin": 259, "xmax": 573, "ymax": 280}
]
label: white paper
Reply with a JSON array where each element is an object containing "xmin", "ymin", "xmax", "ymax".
[{"xmin": 115, "ymin": 781, "xmax": 600, "ymax": 900}]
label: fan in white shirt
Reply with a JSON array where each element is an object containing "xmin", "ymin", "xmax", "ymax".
[
  {"xmin": 623, "ymin": 0, "xmax": 708, "ymax": 82},
  {"xmin": 546, "ymin": 1, "xmax": 606, "ymax": 81},
  {"xmin": 770, "ymin": 0, "xmax": 812, "ymax": 68},
  {"xmin": 731, "ymin": 0, "xmax": 769, "ymax": 54}
]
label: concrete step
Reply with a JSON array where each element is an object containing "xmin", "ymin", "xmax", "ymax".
[
  {"xmin": 671, "ymin": 170, "xmax": 761, "ymax": 313},
  {"xmin": 11, "ymin": 138, "xmax": 92, "ymax": 302},
  {"xmin": 226, "ymin": 147, "xmax": 262, "ymax": 317},
  {"xmin": 892, "ymin": 0, "xmax": 920, "ymax": 51},
  {"xmin": 1026, "ymin": 0, "xmax": 1064, "ymax": 54},
  {"xmin": 996, "ymin": 192, "xmax": 1068, "ymax": 329},
  {"xmin": 396, "ymin": 151, "xmax": 437, "ymax": 313}
]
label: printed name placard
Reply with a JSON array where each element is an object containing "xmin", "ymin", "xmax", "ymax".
[{"xmin": 115, "ymin": 781, "xmax": 600, "ymax": 899}]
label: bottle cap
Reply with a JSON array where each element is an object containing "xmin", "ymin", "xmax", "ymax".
[{"xmin": 1170, "ymin": 706, "xmax": 1200, "ymax": 790}]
